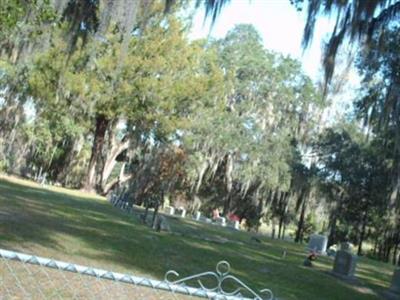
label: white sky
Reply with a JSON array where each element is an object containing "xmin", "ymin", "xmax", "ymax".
[
  {"xmin": 189, "ymin": 0, "xmax": 334, "ymax": 82},
  {"xmin": 189, "ymin": 0, "xmax": 359, "ymax": 121}
]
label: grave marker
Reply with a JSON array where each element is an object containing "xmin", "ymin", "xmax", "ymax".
[
  {"xmin": 215, "ymin": 216, "xmax": 226, "ymax": 227},
  {"xmin": 308, "ymin": 234, "xmax": 328, "ymax": 254},
  {"xmin": 194, "ymin": 211, "xmax": 201, "ymax": 221},
  {"xmin": 177, "ymin": 208, "xmax": 186, "ymax": 218},
  {"xmin": 233, "ymin": 220, "xmax": 240, "ymax": 230},
  {"xmin": 166, "ymin": 207, "xmax": 175, "ymax": 215},
  {"xmin": 332, "ymin": 249, "xmax": 357, "ymax": 279}
]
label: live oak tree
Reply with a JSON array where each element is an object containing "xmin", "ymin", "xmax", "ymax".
[
  {"xmin": 181, "ymin": 24, "xmax": 323, "ymax": 229},
  {"xmin": 354, "ymin": 26, "xmax": 400, "ymax": 262}
]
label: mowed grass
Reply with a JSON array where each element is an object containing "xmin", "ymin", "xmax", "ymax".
[{"xmin": 0, "ymin": 175, "xmax": 395, "ymax": 300}]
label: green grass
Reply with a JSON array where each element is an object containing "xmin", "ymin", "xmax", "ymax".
[{"xmin": 0, "ymin": 175, "xmax": 395, "ymax": 300}]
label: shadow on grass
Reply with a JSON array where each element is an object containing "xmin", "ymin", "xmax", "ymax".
[{"xmin": 0, "ymin": 177, "xmax": 391, "ymax": 300}]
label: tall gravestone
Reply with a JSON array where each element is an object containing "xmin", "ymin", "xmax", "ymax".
[
  {"xmin": 308, "ymin": 234, "xmax": 328, "ymax": 254},
  {"xmin": 332, "ymin": 243, "xmax": 357, "ymax": 279}
]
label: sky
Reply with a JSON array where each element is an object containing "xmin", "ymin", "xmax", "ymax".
[
  {"xmin": 189, "ymin": 0, "xmax": 359, "ymax": 120},
  {"xmin": 189, "ymin": 0, "xmax": 334, "ymax": 83}
]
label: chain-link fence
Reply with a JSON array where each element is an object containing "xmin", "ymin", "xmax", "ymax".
[{"xmin": 0, "ymin": 248, "xmax": 273, "ymax": 300}]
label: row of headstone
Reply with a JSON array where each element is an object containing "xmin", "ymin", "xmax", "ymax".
[
  {"xmin": 163, "ymin": 207, "xmax": 240, "ymax": 230},
  {"xmin": 165, "ymin": 206, "xmax": 186, "ymax": 218}
]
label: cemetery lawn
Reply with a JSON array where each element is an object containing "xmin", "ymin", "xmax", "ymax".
[{"xmin": 0, "ymin": 175, "xmax": 395, "ymax": 300}]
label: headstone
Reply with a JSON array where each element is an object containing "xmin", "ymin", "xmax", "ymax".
[
  {"xmin": 215, "ymin": 216, "xmax": 226, "ymax": 227},
  {"xmin": 178, "ymin": 208, "xmax": 186, "ymax": 218},
  {"xmin": 340, "ymin": 242, "xmax": 352, "ymax": 251},
  {"xmin": 389, "ymin": 268, "xmax": 400, "ymax": 295},
  {"xmin": 153, "ymin": 215, "xmax": 170, "ymax": 232},
  {"xmin": 166, "ymin": 207, "xmax": 175, "ymax": 215},
  {"xmin": 308, "ymin": 234, "xmax": 328, "ymax": 254},
  {"xmin": 194, "ymin": 211, "xmax": 201, "ymax": 221},
  {"xmin": 40, "ymin": 173, "xmax": 47, "ymax": 186},
  {"xmin": 226, "ymin": 220, "xmax": 239, "ymax": 230},
  {"xmin": 233, "ymin": 220, "xmax": 240, "ymax": 230},
  {"xmin": 332, "ymin": 250, "xmax": 357, "ymax": 278},
  {"xmin": 281, "ymin": 248, "xmax": 287, "ymax": 259}
]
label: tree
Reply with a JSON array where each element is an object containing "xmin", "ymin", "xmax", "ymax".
[
  {"xmin": 200, "ymin": 0, "xmax": 400, "ymax": 91},
  {"xmin": 314, "ymin": 124, "xmax": 391, "ymax": 255},
  {"xmin": 180, "ymin": 24, "xmax": 323, "ymax": 230},
  {"xmin": 300, "ymin": 0, "xmax": 400, "ymax": 88},
  {"xmin": 355, "ymin": 26, "xmax": 400, "ymax": 262}
]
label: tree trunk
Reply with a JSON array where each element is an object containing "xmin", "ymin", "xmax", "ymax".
[
  {"xmin": 279, "ymin": 192, "xmax": 289, "ymax": 240},
  {"xmin": 57, "ymin": 135, "xmax": 84, "ymax": 186},
  {"xmin": 373, "ymin": 235, "xmax": 379, "ymax": 256},
  {"xmin": 223, "ymin": 153, "xmax": 234, "ymax": 215},
  {"xmin": 223, "ymin": 193, "xmax": 232, "ymax": 216},
  {"xmin": 271, "ymin": 219, "xmax": 276, "ymax": 239},
  {"xmin": 328, "ymin": 193, "xmax": 343, "ymax": 247},
  {"xmin": 143, "ymin": 201, "xmax": 149, "ymax": 224},
  {"xmin": 100, "ymin": 135, "xmax": 130, "ymax": 193},
  {"xmin": 84, "ymin": 114, "xmax": 109, "ymax": 192},
  {"xmin": 151, "ymin": 200, "xmax": 160, "ymax": 229},
  {"xmin": 295, "ymin": 190, "xmax": 307, "ymax": 243},
  {"xmin": 357, "ymin": 205, "xmax": 368, "ymax": 256},
  {"xmin": 383, "ymin": 231, "xmax": 392, "ymax": 262},
  {"xmin": 392, "ymin": 242, "xmax": 399, "ymax": 265},
  {"xmin": 282, "ymin": 223, "xmax": 287, "ymax": 240},
  {"xmin": 195, "ymin": 160, "xmax": 208, "ymax": 193},
  {"xmin": 101, "ymin": 162, "xmax": 133, "ymax": 195}
]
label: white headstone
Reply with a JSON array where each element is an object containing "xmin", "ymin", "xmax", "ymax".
[
  {"xmin": 215, "ymin": 216, "xmax": 226, "ymax": 227},
  {"xmin": 166, "ymin": 207, "xmax": 175, "ymax": 215},
  {"xmin": 233, "ymin": 220, "xmax": 240, "ymax": 230},
  {"xmin": 179, "ymin": 208, "xmax": 186, "ymax": 218},
  {"xmin": 308, "ymin": 234, "xmax": 328, "ymax": 254},
  {"xmin": 194, "ymin": 211, "xmax": 201, "ymax": 221}
]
